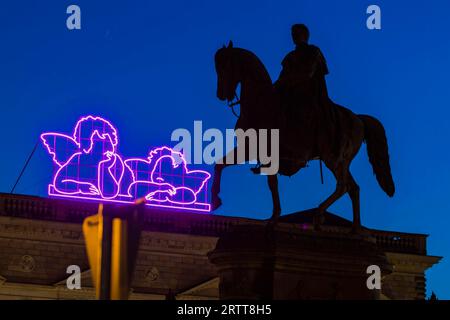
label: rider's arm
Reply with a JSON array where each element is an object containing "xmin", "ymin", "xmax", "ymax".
[
  {"xmin": 312, "ymin": 47, "xmax": 330, "ymax": 100},
  {"xmin": 310, "ymin": 46, "xmax": 329, "ymax": 77}
]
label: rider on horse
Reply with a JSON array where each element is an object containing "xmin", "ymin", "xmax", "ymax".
[
  {"xmin": 274, "ymin": 24, "xmax": 337, "ymax": 173},
  {"xmin": 275, "ymin": 24, "xmax": 329, "ymax": 99}
]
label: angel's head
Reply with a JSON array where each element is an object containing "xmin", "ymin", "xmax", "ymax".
[
  {"xmin": 73, "ymin": 115, "xmax": 119, "ymax": 154},
  {"xmin": 146, "ymin": 147, "xmax": 210, "ymax": 194},
  {"xmin": 146, "ymin": 147, "xmax": 182, "ymax": 182}
]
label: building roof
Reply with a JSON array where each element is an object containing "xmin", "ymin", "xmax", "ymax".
[
  {"xmin": 279, "ymin": 208, "xmax": 353, "ymax": 227},
  {"xmin": 0, "ymin": 192, "xmax": 429, "ymax": 255}
]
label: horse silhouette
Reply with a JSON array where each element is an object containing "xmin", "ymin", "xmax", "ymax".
[{"xmin": 211, "ymin": 42, "xmax": 395, "ymax": 232}]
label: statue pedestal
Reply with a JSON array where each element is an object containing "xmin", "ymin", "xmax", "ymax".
[{"xmin": 208, "ymin": 223, "xmax": 392, "ymax": 300}]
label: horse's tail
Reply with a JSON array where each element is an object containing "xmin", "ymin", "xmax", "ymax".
[{"xmin": 358, "ymin": 114, "xmax": 395, "ymax": 197}]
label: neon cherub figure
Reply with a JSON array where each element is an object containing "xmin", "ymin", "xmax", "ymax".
[
  {"xmin": 125, "ymin": 147, "xmax": 211, "ymax": 204},
  {"xmin": 41, "ymin": 115, "xmax": 211, "ymax": 212},
  {"xmin": 41, "ymin": 115, "xmax": 128, "ymax": 199}
]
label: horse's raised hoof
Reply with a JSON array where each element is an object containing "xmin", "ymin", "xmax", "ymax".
[{"xmin": 211, "ymin": 194, "xmax": 222, "ymax": 211}]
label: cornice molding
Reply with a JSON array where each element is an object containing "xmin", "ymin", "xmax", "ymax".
[{"xmin": 386, "ymin": 252, "xmax": 442, "ymax": 273}]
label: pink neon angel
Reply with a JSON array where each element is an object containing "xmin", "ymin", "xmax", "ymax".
[
  {"xmin": 41, "ymin": 115, "xmax": 127, "ymax": 199},
  {"xmin": 125, "ymin": 147, "xmax": 211, "ymax": 205},
  {"xmin": 41, "ymin": 115, "xmax": 211, "ymax": 212}
]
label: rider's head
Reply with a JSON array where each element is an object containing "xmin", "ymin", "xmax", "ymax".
[{"xmin": 291, "ymin": 24, "xmax": 309, "ymax": 45}]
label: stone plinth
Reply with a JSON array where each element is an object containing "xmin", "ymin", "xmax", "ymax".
[{"xmin": 208, "ymin": 224, "xmax": 393, "ymax": 300}]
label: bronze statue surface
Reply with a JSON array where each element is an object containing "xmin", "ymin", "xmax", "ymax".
[{"xmin": 211, "ymin": 37, "xmax": 395, "ymax": 232}]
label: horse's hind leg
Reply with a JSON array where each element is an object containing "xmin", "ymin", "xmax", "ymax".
[
  {"xmin": 268, "ymin": 174, "xmax": 281, "ymax": 221},
  {"xmin": 347, "ymin": 172, "xmax": 361, "ymax": 232},
  {"xmin": 315, "ymin": 163, "xmax": 349, "ymax": 230}
]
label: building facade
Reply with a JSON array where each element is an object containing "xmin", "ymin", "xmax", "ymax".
[{"xmin": 0, "ymin": 193, "xmax": 441, "ymax": 300}]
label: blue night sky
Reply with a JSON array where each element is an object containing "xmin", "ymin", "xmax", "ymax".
[{"xmin": 1, "ymin": 1, "xmax": 449, "ymax": 298}]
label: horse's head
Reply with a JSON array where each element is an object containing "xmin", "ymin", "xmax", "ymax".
[{"xmin": 215, "ymin": 41, "xmax": 240, "ymax": 102}]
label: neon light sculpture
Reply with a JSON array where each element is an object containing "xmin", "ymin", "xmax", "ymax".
[{"xmin": 41, "ymin": 115, "xmax": 211, "ymax": 212}]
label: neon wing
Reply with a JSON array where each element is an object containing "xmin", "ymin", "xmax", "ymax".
[
  {"xmin": 183, "ymin": 169, "xmax": 211, "ymax": 194},
  {"xmin": 40, "ymin": 133, "xmax": 80, "ymax": 167}
]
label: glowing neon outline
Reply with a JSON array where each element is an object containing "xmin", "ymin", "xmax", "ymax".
[
  {"xmin": 124, "ymin": 147, "xmax": 211, "ymax": 206},
  {"xmin": 41, "ymin": 115, "xmax": 211, "ymax": 212},
  {"xmin": 41, "ymin": 116, "xmax": 122, "ymax": 198},
  {"xmin": 97, "ymin": 150, "xmax": 125, "ymax": 200}
]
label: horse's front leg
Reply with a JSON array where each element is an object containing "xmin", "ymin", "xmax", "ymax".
[
  {"xmin": 211, "ymin": 163, "xmax": 225, "ymax": 210},
  {"xmin": 211, "ymin": 147, "xmax": 238, "ymax": 211},
  {"xmin": 267, "ymin": 174, "xmax": 281, "ymax": 221}
]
